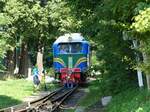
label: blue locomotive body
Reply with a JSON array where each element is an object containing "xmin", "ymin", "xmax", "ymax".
[{"xmin": 53, "ymin": 33, "xmax": 90, "ymax": 84}]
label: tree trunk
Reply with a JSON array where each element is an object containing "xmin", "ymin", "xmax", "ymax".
[
  {"xmin": 6, "ymin": 50, "xmax": 15, "ymax": 76},
  {"xmin": 146, "ymin": 75, "xmax": 150, "ymax": 90},
  {"xmin": 14, "ymin": 47, "xmax": 19, "ymax": 74},
  {"xmin": 27, "ymin": 57, "xmax": 32, "ymax": 79},
  {"xmin": 36, "ymin": 43, "xmax": 44, "ymax": 80},
  {"xmin": 142, "ymin": 51, "xmax": 150, "ymax": 90},
  {"xmin": 132, "ymin": 40, "xmax": 144, "ymax": 88},
  {"xmin": 18, "ymin": 43, "xmax": 28, "ymax": 77}
]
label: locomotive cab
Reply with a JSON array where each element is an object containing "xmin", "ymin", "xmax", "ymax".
[{"xmin": 53, "ymin": 33, "xmax": 90, "ymax": 85}]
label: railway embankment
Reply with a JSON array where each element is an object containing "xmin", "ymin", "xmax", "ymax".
[
  {"xmin": 106, "ymin": 87, "xmax": 150, "ymax": 112},
  {"xmin": 62, "ymin": 79, "xmax": 150, "ymax": 112},
  {"xmin": 77, "ymin": 81, "xmax": 150, "ymax": 112}
]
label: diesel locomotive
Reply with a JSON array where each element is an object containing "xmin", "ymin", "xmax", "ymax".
[{"xmin": 53, "ymin": 33, "xmax": 90, "ymax": 86}]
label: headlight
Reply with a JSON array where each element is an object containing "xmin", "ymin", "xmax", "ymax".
[{"xmin": 67, "ymin": 75, "xmax": 70, "ymax": 79}]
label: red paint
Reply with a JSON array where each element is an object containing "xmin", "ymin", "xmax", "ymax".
[{"xmin": 60, "ymin": 68, "xmax": 82, "ymax": 84}]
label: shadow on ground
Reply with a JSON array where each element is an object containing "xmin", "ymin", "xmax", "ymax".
[{"xmin": 0, "ymin": 95, "xmax": 22, "ymax": 109}]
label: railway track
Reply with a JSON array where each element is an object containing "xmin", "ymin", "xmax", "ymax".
[{"xmin": 0, "ymin": 85, "xmax": 78, "ymax": 112}]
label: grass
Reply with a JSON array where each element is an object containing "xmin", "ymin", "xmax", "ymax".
[
  {"xmin": 78, "ymin": 80, "xmax": 150, "ymax": 112},
  {"xmin": 78, "ymin": 80, "xmax": 103, "ymax": 107},
  {"xmin": 0, "ymin": 79, "xmax": 33, "ymax": 109},
  {"xmin": 0, "ymin": 78, "xmax": 59, "ymax": 109},
  {"xmin": 106, "ymin": 87, "xmax": 150, "ymax": 112},
  {"xmin": 40, "ymin": 78, "xmax": 59, "ymax": 91}
]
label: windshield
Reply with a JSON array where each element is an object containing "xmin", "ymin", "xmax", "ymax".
[{"xmin": 58, "ymin": 43, "xmax": 82, "ymax": 54}]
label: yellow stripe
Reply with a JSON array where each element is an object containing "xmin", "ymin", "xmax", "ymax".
[
  {"xmin": 54, "ymin": 58, "xmax": 64, "ymax": 64},
  {"xmin": 75, "ymin": 57, "xmax": 87, "ymax": 67},
  {"xmin": 54, "ymin": 58, "xmax": 66, "ymax": 67},
  {"xmin": 75, "ymin": 57, "xmax": 86, "ymax": 65},
  {"xmin": 54, "ymin": 57, "xmax": 87, "ymax": 68}
]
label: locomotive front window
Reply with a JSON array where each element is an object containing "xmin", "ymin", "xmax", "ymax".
[
  {"xmin": 59, "ymin": 44, "xmax": 69, "ymax": 54},
  {"xmin": 58, "ymin": 43, "xmax": 82, "ymax": 54},
  {"xmin": 71, "ymin": 43, "xmax": 82, "ymax": 53}
]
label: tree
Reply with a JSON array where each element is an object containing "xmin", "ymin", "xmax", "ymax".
[
  {"xmin": 132, "ymin": 2, "xmax": 150, "ymax": 89},
  {"xmin": 1, "ymin": 0, "xmax": 81, "ymax": 77},
  {"xmin": 66, "ymin": 0, "xmax": 140, "ymax": 93}
]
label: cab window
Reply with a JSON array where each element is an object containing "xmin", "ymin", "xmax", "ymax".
[
  {"xmin": 71, "ymin": 43, "xmax": 82, "ymax": 53},
  {"xmin": 58, "ymin": 43, "xmax": 82, "ymax": 54},
  {"xmin": 58, "ymin": 44, "xmax": 69, "ymax": 54}
]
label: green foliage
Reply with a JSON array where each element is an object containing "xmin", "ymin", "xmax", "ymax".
[
  {"xmin": 0, "ymin": 0, "xmax": 83, "ymax": 72},
  {"xmin": 39, "ymin": 77, "xmax": 58, "ymax": 91},
  {"xmin": 96, "ymin": 28, "xmax": 137, "ymax": 95},
  {"xmin": 90, "ymin": 51, "xmax": 102, "ymax": 77},
  {"xmin": 132, "ymin": 6, "xmax": 150, "ymax": 32},
  {"xmin": 131, "ymin": 2, "xmax": 150, "ymax": 76},
  {"xmin": 4, "ymin": 0, "xmax": 49, "ymax": 42},
  {"xmin": 106, "ymin": 88, "xmax": 150, "ymax": 112},
  {"xmin": 134, "ymin": 2, "xmax": 150, "ymax": 15},
  {"xmin": 0, "ymin": 13, "xmax": 12, "ymax": 64},
  {"xmin": 0, "ymin": 38, "xmax": 8, "ymax": 57},
  {"xmin": 73, "ymin": 0, "xmax": 140, "ymax": 94},
  {"xmin": 47, "ymin": 0, "xmax": 81, "ymax": 33}
]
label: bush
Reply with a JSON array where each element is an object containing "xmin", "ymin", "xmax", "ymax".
[
  {"xmin": 106, "ymin": 87, "xmax": 150, "ymax": 112},
  {"xmin": 93, "ymin": 26, "xmax": 138, "ymax": 95}
]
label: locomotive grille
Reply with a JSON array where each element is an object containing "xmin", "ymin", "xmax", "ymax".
[{"xmin": 68, "ymin": 56, "xmax": 73, "ymax": 68}]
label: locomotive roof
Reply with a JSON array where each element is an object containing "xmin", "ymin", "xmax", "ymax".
[{"xmin": 54, "ymin": 33, "xmax": 86, "ymax": 44}]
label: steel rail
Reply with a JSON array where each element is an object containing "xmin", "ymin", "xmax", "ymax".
[{"xmin": 51, "ymin": 85, "xmax": 78, "ymax": 112}]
